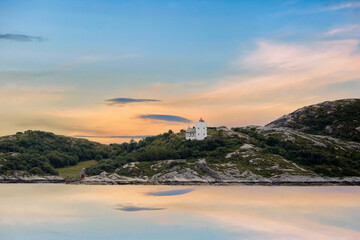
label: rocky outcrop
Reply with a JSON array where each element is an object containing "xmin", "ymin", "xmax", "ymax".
[
  {"xmin": 80, "ymin": 172, "xmax": 149, "ymax": 185},
  {"xmin": 76, "ymin": 161, "xmax": 360, "ymax": 185},
  {"xmin": 267, "ymin": 98, "xmax": 360, "ymax": 142}
]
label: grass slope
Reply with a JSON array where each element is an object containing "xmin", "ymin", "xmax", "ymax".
[{"xmin": 56, "ymin": 160, "xmax": 97, "ymax": 179}]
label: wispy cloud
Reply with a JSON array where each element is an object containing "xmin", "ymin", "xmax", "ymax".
[
  {"xmin": 139, "ymin": 114, "xmax": 191, "ymax": 123},
  {"xmin": 0, "ymin": 33, "xmax": 45, "ymax": 42},
  {"xmin": 198, "ymin": 39, "xmax": 360, "ymax": 103},
  {"xmin": 15, "ymin": 118, "xmax": 107, "ymax": 135},
  {"xmin": 59, "ymin": 54, "xmax": 139, "ymax": 69},
  {"xmin": 74, "ymin": 135, "xmax": 153, "ymax": 139},
  {"xmin": 324, "ymin": 24, "xmax": 360, "ymax": 36},
  {"xmin": 326, "ymin": 1, "xmax": 360, "ymax": 11},
  {"xmin": 0, "ymin": 84, "xmax": 70, "ymax": 104},
  {"xmin": 277, "ymin": 2, "xmax": 360, "ymax": 15},
  {"xmin": 106, "ymin": 98, "xmax": 160, "ymax": 105}
]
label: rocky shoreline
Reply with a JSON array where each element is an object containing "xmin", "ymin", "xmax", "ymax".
[{"xmin": 1, "ymin": 172, "xmax": 360, "ymax": 186}]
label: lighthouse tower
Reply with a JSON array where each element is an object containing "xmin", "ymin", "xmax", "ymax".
[{"xmin": 195, "ymin": 117, "xmax": 207, "ymax": 140}]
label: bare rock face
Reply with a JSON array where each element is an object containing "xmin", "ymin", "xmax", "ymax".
[
  {"xmin": 81, "ymin": 172, "xmax": 149, "ymax": 185},
  {"xmin": 81, "ymin": 162, "xmax": 360, "ymax": 185},
  {"xmin": 0, "ymin": 171, "xmax": 65, "ymax": 183},
  {"xmin": 151, "ymin": 168, "xmax": 213, "ymax": 183}
]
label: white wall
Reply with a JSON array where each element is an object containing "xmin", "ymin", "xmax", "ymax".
[
  {"xmin": 195, "ymin": 121, "xmax": 207, "ymax": 140},
  {"xmin": 185, "ymin": 132, "xmax": 196, "ymax": 140}
]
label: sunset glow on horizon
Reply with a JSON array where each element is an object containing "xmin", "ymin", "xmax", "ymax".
[{"xmin": 1, "ymin": 0, "xmax": 360, "ymax": 143}]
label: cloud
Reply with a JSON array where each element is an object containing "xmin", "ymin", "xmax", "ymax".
[
  {"xmin": 147, "ymin": 189, "xmax": 194, "ymax": 196},
  {"xmin": 324, "ymin": 24, "xmax": 360, "ymax": 36},
  {"xmin": 277, "ymin": 2, "xmax": 360, "ymax": 15},
  {"xmin": 59, "ymin": 54, "xmax": 140, "ymax": 69},
  {"xmin": 106, "ymin": 98, "xmax": 160, "ymax": 105},
  {"xmin": 74, "ymin": 135, "xmax": 153, "ymax": 139},
  {"xmin": 0, "ymin": 84, "xmax": 70, "ymax": 104},
  {"xmin": 59, "ymin": 56, "xmax": 104, "ymax": 68},
  {"xmin": 326, "ymin": 2, "xmax": 360, "ymax": 11},
  {"xmin": 239, "ymin": 39, "xmax": 359, "ymax": 72},
  {"xmin": 15, "ymin": 117, "xmax": 106, "ymax": 135},
  {"xmin": 139, "ymin": 114, "xmax": 191, "ymax": 123},
  {"xmin": 0, "ymin": 33, "xmax": 45, "ymax": 42},
  {"xmin": 195, "ymin": 39, "xmax": 360, "ymax": 103}
]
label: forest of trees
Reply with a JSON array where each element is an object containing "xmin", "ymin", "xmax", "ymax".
[{"xmin": 0, "ymin": 130, "xmax": 110, "ymax": 175}]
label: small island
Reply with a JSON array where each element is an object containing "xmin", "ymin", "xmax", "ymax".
[{"xmin": 1, "ymin": 99, "xmax": 359, "ymax": 185}]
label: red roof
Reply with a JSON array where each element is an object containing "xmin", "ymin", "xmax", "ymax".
[{"xmin": 199, "ymin": 117, "xmax": 205, "ymax": 122}]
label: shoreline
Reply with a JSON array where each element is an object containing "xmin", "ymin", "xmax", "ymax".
[{"xmin": 1, "ymin": 179, "xmax": 359, "ymax": 186}]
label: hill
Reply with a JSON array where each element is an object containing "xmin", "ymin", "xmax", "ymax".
[
  {"xmin": 83, "ymin": 126, "xmax": 360, "ymax": 183},
  {"xmin": 0, "ymin": 130, "xmax": 110, "ymax": 176},
  {"xmin": 267, "ymin": 99, "xmax": 360, "ymax": 142}
]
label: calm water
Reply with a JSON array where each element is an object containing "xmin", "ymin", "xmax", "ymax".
[{"xmin": 0, "ymin": 185, "xmax": 359, "ymax": 240}]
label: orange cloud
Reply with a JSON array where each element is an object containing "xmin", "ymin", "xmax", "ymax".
[{"xmin": 0, "ymin": 84, "xmax": 71, "ymax": 104}]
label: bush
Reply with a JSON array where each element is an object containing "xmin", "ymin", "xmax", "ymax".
[{"xmin": 29, "ymin": 167, "xmax": 44, "ymax": 175}]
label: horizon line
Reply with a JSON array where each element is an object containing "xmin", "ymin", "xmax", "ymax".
[{"xmin": 74, "ymin": 135, "xmax": 154, "ymax": 139}]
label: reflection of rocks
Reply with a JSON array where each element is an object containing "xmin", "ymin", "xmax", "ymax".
[{"xmin": 0, "ymin": 171, "xmax": 65, "ymax": 183}]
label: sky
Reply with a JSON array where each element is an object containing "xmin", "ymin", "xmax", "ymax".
[{"xmin": 1, "ymin": 0, "xmax": 360, "ymax": 143}]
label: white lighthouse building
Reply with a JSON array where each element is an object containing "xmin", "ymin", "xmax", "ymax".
[{"xmin": 185, "ymin": 117, "xmax": 207, "ymax": 140}]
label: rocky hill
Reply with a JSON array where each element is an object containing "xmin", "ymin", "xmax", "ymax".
[
  {"xmin": 80, "ymin": 125, "xmax": 359, "ymax": 184},
  {"xmin": 267, "ymin": 99, "xmax": 360, "ymax": 142}
]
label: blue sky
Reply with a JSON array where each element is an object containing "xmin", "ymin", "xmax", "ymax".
[{"xmin": 0, "ymin": 0, "xmax": 360, "ymax": 142}]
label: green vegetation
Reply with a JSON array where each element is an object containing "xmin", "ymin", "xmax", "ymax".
[
  {"xmin": 86, "ymin": 129, "xmax": 244, "ymax": 175},
  {"xmin": 56, "ymin": 160, "xmax": 97, "ymax": 179},
  {"xmin": 0, "ymin": 130, "xmax": 110, "ymax": 175}
]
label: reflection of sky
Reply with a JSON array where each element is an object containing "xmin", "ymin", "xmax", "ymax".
[
  {"xmin": 147, "ymin": 188, "xmax": 194, "ymax": 196},
  {"xmin": 115, "ymin": 205, "xmax": 165, "ymax": 211},
  {"xmin": 0, "ymin": 185, "xmax": 359, "ymax": 240}
]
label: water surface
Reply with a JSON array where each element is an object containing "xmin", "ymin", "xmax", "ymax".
[{"xmin": 0, "ymin": 185, "xmax": 359, "ymax": 240}]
